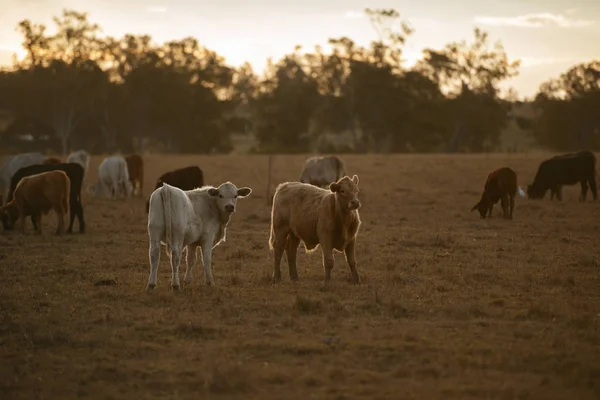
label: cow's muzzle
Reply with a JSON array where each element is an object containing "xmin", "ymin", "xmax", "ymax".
[
  {"xmin": 348, "ymin": 200, "xmax": 361, "ymax": 210},
  {"xmin": 224, "ymin": 204, "xmax": 235, "ymax": 213}
]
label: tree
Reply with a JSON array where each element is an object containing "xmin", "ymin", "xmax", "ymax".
[{"xmin": 534, "ymin": 61, "xmax": 600, "ymax": 150}]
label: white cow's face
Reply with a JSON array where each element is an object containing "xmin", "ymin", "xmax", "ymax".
[{"xmin": 208, "ymin": 182, "xmax": 252, "ymax": 214}]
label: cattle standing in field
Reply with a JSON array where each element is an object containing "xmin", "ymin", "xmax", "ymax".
[
  {"xmin": 300, "ymin": 156, "xmax": 347, "ymax": 188},
  {"xmin": 7, "ymin": 163, "xmax": 86, "ymax": 233},
  {"xmin": 43, "ymin": 157, "xmax": 62, "ymax": 165},
  {"xmin": 94, "ymin": 156, "xmax": 133, "ymax": 199},
  {"xmin": 125, "ymin": 154, "xmax": 144, "ymax": 197},
  {"xmin": 145, "ymin": 166, "xmax": 205, "ymax": 213},
  {"xmin": 146, "ymin": 182, "xmax": 252, "ymax": 290},
  {"xmin": 471, "ymin": 167, "xmax": 525, "ymax": 220},
  {"xmin": 66, "ymin": 150, "xmax": 90, "ymax": 177},
  {"xmin": 0, "ymin": 152, "xmax": 46, "ymax": 205},
  {"xmin": 0, "ymin": 170, "xmax": 70, "ymax": 235},
  {"xmin": 269, "ymin": 175, "xmax": 362, "ymax": 283},
  {"xmin": 527, "ymin": 151, "xmax": 598, "ymax": 201}
]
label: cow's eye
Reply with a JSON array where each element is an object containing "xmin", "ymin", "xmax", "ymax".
[
  {"xmin": 340, "ymin": 190, "xmax": 345, "ymax": 194},
  {"xmin": 234, "ymin": 195, "xmax": 238, "ymax": 199},
  {"xmin": 219, "ymin": 194, "xmax": 223, "ymax": 198}
]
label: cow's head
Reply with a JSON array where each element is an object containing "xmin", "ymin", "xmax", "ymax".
[
  {"xmin": 208, "ymin": 182, "xmax": 252, "ymax": 214},
  {"xmin": 471, "ymin": 190, "xmax": 492, "ymax": 218},
  {"xmin": 526, "ymin": 184, "xmax": 545, "ymax": 199},
  {"xmin": 330, "ymin": 175, "xmax": 361, "ymax": 211},
  {"xmin": 0, "ymin": 204, "xmax": 18, "ymax": 231}
]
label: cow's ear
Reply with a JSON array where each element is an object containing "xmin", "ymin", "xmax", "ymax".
[
  {"xmin": 208, "ymin": 188, "xmax": 219, "ymax": 197},
  {"xmin": 237, "ymin": 187, "xmax": 252, "ymax": 198},
  {"xmin": 330, "ymin": 183, "xmax": 340, "ymax": 192},
  {"xmin": 352, "ymin": 175, "xmax": 359, "ymax": 185}
]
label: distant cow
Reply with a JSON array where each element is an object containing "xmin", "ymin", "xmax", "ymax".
[
  {"xmin": 269, "ymin": 175, "xmax": 362, "ymax": 283},
  {"xmin": 42, "ymin": 157, "xmax": 62, "ymax": 165},
  {"xmin": 125, "ymin": 154, "xmax": 144, "ymax": 197},
  {"xmin": 66, "ymin": 150, "xmax": 90, "ymax": 177},
  {"xmin": 8, "ymin": 163, "xmax": 86, "ymax": 233},
  {"xmin": 300, "ymin": 156, "xmax": 347, "ymax": 188},
  {"xmin": 0, "ymin": 170, "xmax": 71, "ymax": 235},
  {"xmin": 146, "ymin": 182, "xmax": 252, "ymax": 290},
  {"xmin": 527, "ymin": 151, "xmax": 598, "ymax": 201},
  {"xmin": 94, "ymin": 156, "xmax": 133, "ymax": 199},
  {"xmin": 145, "ymin": 166, "xmax": 205, "ymax": 213},
  {"xmin": 471, "ymin": 167, "xmax": 525, "ymax": 220},
  {"xmin": 0, "ymin": 152, "xmax": 46, "ymax": 205}
]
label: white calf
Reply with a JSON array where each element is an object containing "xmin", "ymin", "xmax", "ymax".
[{"xmin": 146, "ymin": 182, "xmax": 252, "ymax": 290}]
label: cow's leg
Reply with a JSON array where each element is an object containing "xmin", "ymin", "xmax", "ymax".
[
  {"xmin": 500, "ymin": 195, "xmax": 509, "ymax": 219},
  {"xmin": 184, "ymin": 244, "xmax": 198, "ymax": 285},
  {"xmin": 579, "ymin": 180, "xmax": 588, "ymax": 202},
  {"xmin": 170, "ymin": 242, "xmax": 183, "ymax": 290},
  {"xmin": 556, "ymin": 185, "xmax": 563, "ymax": 201},
  {"xmin": 147, "ymin": 231, "xmax": 162, "ymax": 291},
  {"xmin": 74, "ymin": 200, "xmax": 85, "ymax": 233},
  {"xmin": 590, "ymin": 176, "xmax": 598, "ymax": 200},
  {"xmin": 285, "ymin": 233, "xmax": 301, "ymax": 281},
  {"xmin": 487, "ymin": 205, "xmax": 493, "ymax": 218},
  {"xmin": 344, "ymin": 239, "xmax": 360, "ymax": 284},
  {"xmin": 67, "ymin": 199, "xmax": 76, "ymax": 233},
  {"xmin": 320, "ymin": 241, "xmax": 335, "ymax": 282},
  {"xmin": 200, "ymin": 238, "xmax": 216, "ymax": 286},
  {"xmin": 30, "ymin": 214, "xmax": 38, "ymax": 231},
  {"xmin": 33, "ymin": 212, "xmax": 42, "ymax": 235},
  {"xmin": 271, "ymin": 226, "xmax": 289, "ymax": 282},
  {"xmin": 53, "ymin": 205, "xmax": 65, "ymax": 236},
  {"xmin": 509, "ymin": 194, "xmax": 515, "ymax": 219},
  {"xmin": 17, "ymin": 203, "xmax": 27, "ymax": 234}
]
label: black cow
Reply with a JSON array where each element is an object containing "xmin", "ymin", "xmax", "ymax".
[
  {"xmin": 6, "ymin": 162, "xmax": 86, "ymax": 233},
  {"xmin": 145, "ymin": 166, "xmax": 204, "ymax": 213},
  {"xmin": 527, "ymin": 151, "xmax": 597, "ymax": 201}
]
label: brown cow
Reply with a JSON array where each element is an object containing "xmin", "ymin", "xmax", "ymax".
[
  {"xmin": 42, "ymin": 157, "xmax": 62, "ymax": 165},
  {"xmin": 471, "ymin": 167, "xmax": 524, "ymax": 219},
  {"xmin": 269, "ymin": 175, "xmax": 362, "ymax": 283},
  {"xmin": 125, "ymin": 154, "xmax": 144, "ymax": 197},
  {"xmin": 145, "ymin": 166, "xmax": 204, "ymax": 213},
  {"xmin": 0, "ymin": 170, "xmax": 71, "ymax": 235}
]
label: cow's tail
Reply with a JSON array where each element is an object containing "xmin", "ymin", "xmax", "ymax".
[
  {"xmin": 268, "ymin": 192, "xmax": 277, "ymax": 250},
  {"xmin": 160, "ymin": 184, "xmax": 173, "ymax": 254}
]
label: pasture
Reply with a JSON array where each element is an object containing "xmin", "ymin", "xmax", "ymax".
[{"xmin": 1, "ymin": 153, "xmax": 599, "ymax": 400}]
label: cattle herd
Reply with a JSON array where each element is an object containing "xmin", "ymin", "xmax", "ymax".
[{"xmin": 0, "ymin": 150, "xmax": 597, "ymax": 291}]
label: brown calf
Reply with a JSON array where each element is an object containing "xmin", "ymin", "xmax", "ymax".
[
  {"xmin": 269, "ymin": 175, "xmax": 362, "ymax": 283},
  {"xmin": 42, "ymin": 157, "xmax": 62, "ymax": 165},
  {"xmin": 125, "ymin": 154, "xmax": 144, "ymax": 197},
  {"xmin": 471, "ymin": 167, "xmax": 520, "ymax": 219},
  {"xmin": 0, "ymin": 170, "xmax": 71, "ymax": 235}
]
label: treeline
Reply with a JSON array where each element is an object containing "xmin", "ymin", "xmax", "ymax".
[{"xmin": 0, "ymin": 9, "xmax": 598, "ymax": 155}]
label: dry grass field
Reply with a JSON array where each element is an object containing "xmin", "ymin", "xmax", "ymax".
[{"xmin": 1, "ymin": 153, "xmax": 599, "ymax": 400}]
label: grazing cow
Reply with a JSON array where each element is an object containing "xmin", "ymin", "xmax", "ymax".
[
  {"xmin": 66, "ymin": 150, "xmax": 90, "ymax": 177},
  {"xmin": 527, "ymin": 151, "xmax": 598, "ymax": 201},
  {"xmin": 125, "ymin": 154, "xmax": 144, "ymax": 197},
  {"xmin": 0, "ymin": 152, "xmax": 46, "ymax": 205},
  {"xmin": 42, "ymin": 157, "xmax": 62, "ymax": 165},
  {"xmin": 94, "ymin": 156, "xmax": 133, "ymax": 199},
  {"xmin": 146, "ymin": 182, "xmax": 252, "ymax": 290},
  {"xmin": 0, "ymin": 170, "xmax": 70, "ymax": 236},
  {"xmin": 145, "ymin": 166, "xmax": 205, "ymax": 213},
  {"xmin": 300, "ymin": 156, "xmax": 347, "ymax": 188},
  {"xmin": 7, "ymin": 163, "xmax": 85, "ymax": 233},
  {"xmin": 471, "ymin": 167, "xmax": 525, "ymax": 220},
  {"xmin": 269, "ymin": 175, "xmax": 362, "ymax": 283}
]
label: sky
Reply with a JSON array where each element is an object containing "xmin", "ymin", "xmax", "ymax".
[{"xmin": 0, "ymin": 0, "xmax": 599, "ymax": 99}]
